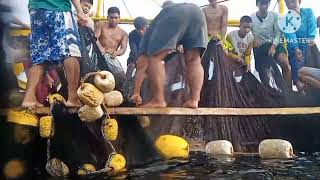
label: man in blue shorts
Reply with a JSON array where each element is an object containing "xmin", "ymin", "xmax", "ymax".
[
  {"xmin": 131, "ymin": 3, "xmax": 208, "ymax": 108},
  {"xmin": 22, "ymin": 0, "xmax": 88, "ymax": 108}
]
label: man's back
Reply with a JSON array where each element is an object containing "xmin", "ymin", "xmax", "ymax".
[
  {"xmin": 203, "ymin": 4, "xmax": 228, "ymax": 38},
  {"xmin": 128, "ymin": 30, "xmax": 141, "ymax": 64}
]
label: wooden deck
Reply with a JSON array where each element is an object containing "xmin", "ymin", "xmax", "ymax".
[{"xmin": 3, "ymin": 107, "xmax": 320, "ymax": 116}]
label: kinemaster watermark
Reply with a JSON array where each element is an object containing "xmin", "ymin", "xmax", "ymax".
[{"xmin": 277, "ymin": 10, "xmax": 313, "ymax": 44}]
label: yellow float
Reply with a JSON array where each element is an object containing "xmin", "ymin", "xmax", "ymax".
[
  {"xmin": 155, "ymin": 135, "xmax": 189, "ymax": 159},
  {"xmin": 102, "ymin": 118, "xmax": 118, "ymax": 141},
  {"xmin": 77, "ymin": 164, "xmax": 96, "ymax": 175},
  {"xmin": 46, "ymin": 158, "xmax": 69, "ymax": 177},
  {"xmin": 106, "ymin": 154, "xmax": 126, "ymax": 171},
  {"xmin": 39, "ymin": 116, "xmax": 54, "ymax": 138},
  {"xmin": 77, "ymin": 83, "xmax": 104, "ymax": 107}
]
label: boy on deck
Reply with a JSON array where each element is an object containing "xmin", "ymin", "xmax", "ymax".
[
  {"xmin": 22, "ymin": 0, "xmax": 88, "ymax": 108},
  {"xmin": 226, "ymin": 16, "xmax": 254, "ymax": 76}
]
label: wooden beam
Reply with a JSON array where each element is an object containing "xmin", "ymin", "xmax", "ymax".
[{"xmin": 2, "ymin": 107, "xmax": 320, "ymax": 116}]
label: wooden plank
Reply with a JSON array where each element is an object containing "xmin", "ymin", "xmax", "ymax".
[
  {"xmin": 105, "ymin": 107, "xmax": 320, "ymax": 116},
  {"xmin": 2, "ymin": 107, "xmax": 320, "ymax": 116}
]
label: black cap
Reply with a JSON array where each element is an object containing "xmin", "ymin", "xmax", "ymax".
[{"xmin": 134, "ymin": 17, "xmax": 148, "ymax": 30}]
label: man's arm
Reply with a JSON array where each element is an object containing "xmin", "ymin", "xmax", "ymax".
[
  {"xmin": 70, "ymin": 0, "xmax": 88, "ymax": 25},
  {"xmin": 221, "ymin": 6, "xmax": 228, "ymax": 39},
  {"xmin": 94, "ymin": 22, "xmax": 102, "ymax": 39},
  {"xmin": 226, "ymin": 34, "xmax": 244, "ymax": 64},
  {"xmin": 94, "ymin": 22, "xmax": 106, "ymax": 53},
  {"xmin": 114, "ymin": 31, "xmax": 128, "ymax": 56},
  {"xmin": 244, "ymin": 42, "xmax": 253, "ymax": 66}
]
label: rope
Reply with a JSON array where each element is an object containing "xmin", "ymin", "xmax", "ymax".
[
  {"xmin": 200, "ymin": 0, "xmax": 230, "ymax": 8},
  {"xmin": 46, "ymin": 139, "xmax": 51, "ymax": 161},
  {"xmin": 121, "ymin": 0, "xmax": 133, "ymax": 20},
  {"xmin": 272, "ymin": 1, "xmax": 278, "ymax": 11},
  {"xmin": 150, "ymin": 0, "xmax": 162, "ymax": 8},
  {"xmin": 84, "ymin": 104, "xmax": 117, "ymax": 176}
]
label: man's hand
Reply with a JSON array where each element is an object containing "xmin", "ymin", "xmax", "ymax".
[
  {"xmin": 246, "ymin": 65, "xmax": 251, "ymax": 72},
  {"xmin": 176, "ymin": 45, "xmax": 184, "ymax": 53},
  {"xmin": 295, "ymin": 48, "xmax": 303, "ymax": 61},
  {"xmin": 253, "ymin": 37, "xmax": 263, "ymax": 48},
  {"xmin": 110, "ymin": 51, "xmax": 117, "ymax": 59},
  {"xmin": 237, "ymin": 57, "xmax": 245, "ymax": 65},
  {"xmin": 268, "ymin": 44, "xmax": 276, "ymax": 57},
  {"xmin": 105, "ymin": 50, "xmax": 117, "ymax": 59},
  {"xmin": 77, "ymin": 12, "xmax": 89, "ymax": 26}
]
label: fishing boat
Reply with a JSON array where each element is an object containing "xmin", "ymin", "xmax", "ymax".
[{"xmin": 2, "ymin": 0, "xmax": 320, "ymax": 178}]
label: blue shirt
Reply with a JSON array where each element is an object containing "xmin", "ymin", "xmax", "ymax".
[
  {"xmin": 285, "ymin": 8, "xmax": 317, "ymax": 54},
  {"xmin": 284, "ymin": 8, "xmax": 317, "ymax": 83}
]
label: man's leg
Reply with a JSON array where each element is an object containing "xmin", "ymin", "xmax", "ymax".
[
  {"xmin": 183, "ymin": 48, "xmax": 204, "ymax": 109},
  {"xmin": 298, "ymin": 67, "xmax": 320, "ymax": 89},
  {"xmin": 64, "ymin": 57, "xmax": 82, "ymax": 107},
  {"xmin": 22, "ymin": 65, "xmax": 45, "ymax": 108},
  {"xmin": 142, "ymin": 50, "xmax": 170, "ymax": 108},
  {"xmin": 277, "ymin": 53, "xmax": 292, "ymax": 89},
  {"xmin": 130, "ymin": 55, "xmax": 149, "ymax": 106}
]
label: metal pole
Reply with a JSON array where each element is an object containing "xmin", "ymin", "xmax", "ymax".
[
  {"xmin": 97, "ymin": 0, "xmax": 104, "ymax": 18},
  {"xmin": 278, "ymin": 0, "xmax": 286, "ymax": 15}
]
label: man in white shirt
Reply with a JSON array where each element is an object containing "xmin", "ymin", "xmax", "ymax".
[
  {"xmin": 251, "ymin": 0, "xmax": 291, "ymax": 88},
  {"xmin": 226, "ymin": 16, "xmax": 254, "ymax": 76}
]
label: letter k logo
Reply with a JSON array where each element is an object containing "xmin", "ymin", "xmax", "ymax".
[
  {"xmin": 286, "ymin": 16, "xmax": 294, "ymax": 27},
  {"xmin": 278, "ymin": 10, "xmax": 302, "ymax": 33}
]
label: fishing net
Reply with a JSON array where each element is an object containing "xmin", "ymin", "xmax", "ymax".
[
  {"xmin": 35, "ymin": 26, "xmax": 160, "ymax": 176},
  {"xmin": 253, "ymin": 44, "xmax": 288, "ymax": 94},
  {"xmin": 199, "ymin": 40, "xmax": 283, "ymax": 152}
]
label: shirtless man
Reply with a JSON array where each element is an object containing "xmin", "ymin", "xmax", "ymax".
[
  {"xmin": 95, "ymin": 7, "xmax": 128, "ymax": 59},
  {"xmin": 203, "ymin": 0, "xmax": 228, "ymax": 40}
]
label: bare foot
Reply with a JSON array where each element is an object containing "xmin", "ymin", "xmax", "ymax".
[
  {"xmin": 130, "ymin": 94, "xmax": 143, "ymax": 106},
  {"xmin": 183, "ymin": 100, "xmax": 199, "ymax": 109},
  {"xmin": 65, "ymin": 99, "xmax": 82, "ymax": 108},
  {"xmin": 141, "ymin": 100, "xmax": 167, "ymax": 108},
  {"xmin": 21, "ymin": 101, "xmax": 44, "ymax": 108}
]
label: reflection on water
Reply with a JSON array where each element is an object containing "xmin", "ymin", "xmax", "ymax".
[{"xmin": 87, "ymin": 152, "xmax": 320, "ymax": 179}]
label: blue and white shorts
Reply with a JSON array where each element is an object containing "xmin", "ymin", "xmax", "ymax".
[{"xmin": 30, "ymin": 9, "xmax": 82, "ymax": 65}]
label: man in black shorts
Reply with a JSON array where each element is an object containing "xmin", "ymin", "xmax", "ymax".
[{"xmin": 130, "ymin": 3, "xmax": 208, "ymax": 108}]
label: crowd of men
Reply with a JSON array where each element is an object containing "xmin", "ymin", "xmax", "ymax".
[{"xmin": 19, "ymin": 0, "xmax": 320, "ymax": 108}]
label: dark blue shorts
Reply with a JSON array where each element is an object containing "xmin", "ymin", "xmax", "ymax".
[{"xmin": 29, "ymin": 9, "xmax": 81, "ymax": 65}]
